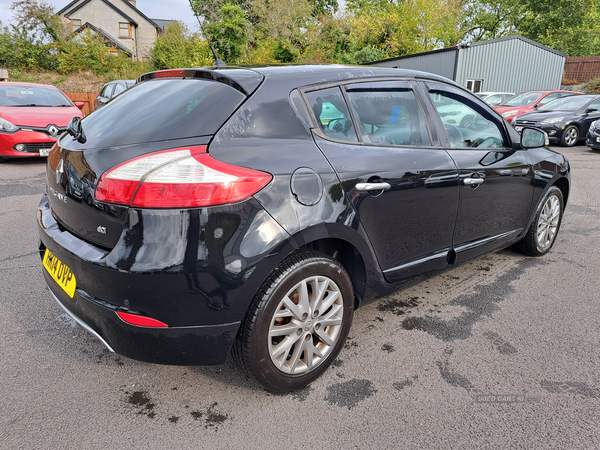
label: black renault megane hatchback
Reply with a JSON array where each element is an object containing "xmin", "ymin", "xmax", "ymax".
[{"xmin": 38, "ymin": 65, "xmax": 570, "ymax": 392}]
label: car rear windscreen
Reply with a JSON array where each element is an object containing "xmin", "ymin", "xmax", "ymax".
[{"xmin": 75, "ymin": 78, "xmax": 246, "ymax": 148}]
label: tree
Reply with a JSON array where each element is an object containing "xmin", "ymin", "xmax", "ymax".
[
  {"xmin": 10, "ymin": 0, "xmax": 68, "ymax": 42},
  {"xmin": 205, "ymin": 4, "xmax": 248, "ymax": 63},
  {"xmin": 515, "ymin": 0, "xmax": 600, "ymax": 56},
  {"xmin": 151, "ymin": 21, "xmax": 212, "ymax": 69},
  {"xmin": 460, "ymin": 0, "xmax": 521, "ymax": 42}
]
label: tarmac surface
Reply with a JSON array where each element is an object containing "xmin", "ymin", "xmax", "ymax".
[{"xmin": 0, "ymin": 144, "xmax": 598, "ymax": 449}]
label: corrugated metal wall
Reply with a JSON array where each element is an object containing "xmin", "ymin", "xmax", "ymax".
[
  {"xmin": 367, "ymin": 37, "xmax": 566, "ymax": 93},
  {"xmin": 372, "ymin": 49, "xmax": 457, "ymax": 80},
  {"xmin": 455, "ymin": 39, "xmax": 565, "ymax": 92}
]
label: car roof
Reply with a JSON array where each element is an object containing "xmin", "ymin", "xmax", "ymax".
[{"xmin": 139, "ymin": 65, "xmax": 464, "ymax": 98}]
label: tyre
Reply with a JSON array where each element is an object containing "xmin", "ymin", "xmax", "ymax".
[
  {"xmin": 561, "ymin": 125, "xmax": 579, "ymax": 147},
  {"xmin": 517, "ymin": 186, "xmax": 564, "ymax": 256},
  {"xmin": 233, "ymin": 251, "xmax": 354, "ymax": 392}
]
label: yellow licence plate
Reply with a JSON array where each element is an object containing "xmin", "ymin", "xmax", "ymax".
[{"xmin": 43, "ymin": 248, "xmax": 77, "ymax": 298}]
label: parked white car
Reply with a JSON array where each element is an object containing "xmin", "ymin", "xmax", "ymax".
[{"xmin": 475, "ymin": 92, "xmax": 514, "ymax": 106}]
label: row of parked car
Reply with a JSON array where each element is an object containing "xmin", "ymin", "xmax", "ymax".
[{"xmin": 1, "ymin": 76, "xmax": 600, "ymax": 164}]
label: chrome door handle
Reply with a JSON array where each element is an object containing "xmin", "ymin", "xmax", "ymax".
[
  {"xmin": 355, "ymin": 182, "xmax": 391, "ymax": 192},
  {"xmin": 463, "ymin": 178, "xmax": 484, "ymax": 187}
]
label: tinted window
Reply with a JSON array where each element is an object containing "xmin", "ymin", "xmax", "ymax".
[
  {"xmin": 77, "ymin": 79, "xmax": 246, "ymax": 148},
  {"xmin": 113, "ymin": 83, "xmax": 127, "ymax": 96},
  {"xmin": 305, "ymin": 87, "xmax": 358, "ymax": 142},
  {"xmin": 346, "ymin": 86, "xmax": 431, "ymax": 146},
  {"xmin": 429, "ymin": 90, "xmax": 506, "ymax": 149},
  {"xmin": 0, "ymin": 85, "xmax": 72, "ymax": 107},
  {"xmin": 100, "ymin": 84, "xmax": 114, "ymax": 99}
]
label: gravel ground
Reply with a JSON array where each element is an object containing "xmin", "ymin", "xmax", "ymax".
[{"xmin": 0, "ymin": 145, "xmax": 598, "ymax": 449}]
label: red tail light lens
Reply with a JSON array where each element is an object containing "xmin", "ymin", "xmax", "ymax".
[
  {"xmin": 95, "ymin": 146, "xmax": 272, "ymax": 208},
  {"xmin": 117, "ymin": 311, "xmax": 169, "ymax": 328}
]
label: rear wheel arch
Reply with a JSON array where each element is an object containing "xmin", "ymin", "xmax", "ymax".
[{"xmin": 300, "ymin": 237, "xmax": 367, "ymax": 309}]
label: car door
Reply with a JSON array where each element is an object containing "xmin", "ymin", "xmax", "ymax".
[
  {"xmin": 304, "ymin": 81, "xmax": 460, "ymax": 283},
  {"xmin": 578, "ymin": 98, "xmax": 600, "ymax": 134},
  {"xmin": 422, "ymin": 81, "xmax": 534, "ymax": 264}
]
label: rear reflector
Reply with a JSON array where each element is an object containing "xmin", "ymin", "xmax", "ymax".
[
  {"xmin": 117, "ymin": 311, "xmax": 169, "ymax": 328},
  {"xmin": 95, "ymin": 146, "xmax": 272, "ymax": 208}
]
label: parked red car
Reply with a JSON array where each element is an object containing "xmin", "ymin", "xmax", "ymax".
[
  {"xmin": 494, "ymin": 90, "xmax": 583, "ymax": 124},
  {"xmin": 0, "ymin": 82, "xmax": 84, "ymax": 162}
]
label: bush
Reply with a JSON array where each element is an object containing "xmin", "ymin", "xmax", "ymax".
[{"xmin": 583, "ymin": 77, "xmax": 600, "ymax": 94}]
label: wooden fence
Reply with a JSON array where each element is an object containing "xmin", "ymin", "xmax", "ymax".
[
  {"xmin": 65, "ymin": 92, "xmax": 98, "ymax": 116},
  {"xmin": 563, "ymin": 57, "xmax": 600, "ymax": 83}
]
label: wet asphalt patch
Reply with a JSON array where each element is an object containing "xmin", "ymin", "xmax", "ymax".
[
  {"xmin": 541, "ymin": 381, "xmax": 600, "ymax": 399},
  {"xmin": 400, "ymin": 256, "xmax": 547, "ymax": 341},
  {"xmin": 324, "ymin": 379, "xmax": 377, "ymax": 410}
]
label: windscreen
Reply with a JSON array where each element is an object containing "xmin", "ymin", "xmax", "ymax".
[
  {"xmin": 73, "ymin": 78, "xmax": 246, "ymax": 149},
  {"xmin": 0, "ymin": 85, "xmax": 72, "ymax": 107},
  {"xmin": 537, "ymin": 96, "xmax": 590, "ymax": 111},
  {"xmin": 500, "ymin": 92, "xmax": 543, "ymax": 107}
]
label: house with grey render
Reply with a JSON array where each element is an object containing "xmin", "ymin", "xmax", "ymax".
[{"xmin": 57, "ymin": 0, "xmax": 172, "ymax": 61}]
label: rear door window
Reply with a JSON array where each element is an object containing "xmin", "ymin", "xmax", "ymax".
[{"xmin": 345, "ymin": 83, "xmax": 431, "ymax": 147}]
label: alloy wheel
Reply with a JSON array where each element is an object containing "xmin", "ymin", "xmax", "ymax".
[
  {"xmin": 536, "ymin": 195, "xmax": 560, "ymax": 251},
  {"xmin": 268, "ymin": 275, "xmax": 343, "ymax": 375}
]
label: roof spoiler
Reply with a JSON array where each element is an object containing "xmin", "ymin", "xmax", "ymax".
[{"xmin": 137, "ymin": 68, "xmax": 264, "ymax": 96}]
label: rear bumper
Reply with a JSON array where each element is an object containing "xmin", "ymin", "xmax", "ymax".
[
  {"xmin": 37, "ymin": 193, "xmax": 292, "ymax": 365},
  {"xmin": 43, "ymin": 274, "xmax": 239, "ymax": 365}
]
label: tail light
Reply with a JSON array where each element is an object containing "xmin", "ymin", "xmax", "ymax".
[{"xmin": 95, "ymin": 146, "xmax": 272, "ymax": 208}]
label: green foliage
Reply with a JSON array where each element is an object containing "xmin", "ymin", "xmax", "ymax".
[
  {"xmin": 205, "ymin": 4, "xmax": 248, "ymax": 63},
  {"xmin": 338, "ymin": 46, "xmax": 387, "ymax": 65},
  {"xmin": 0, "ymin": 23, "xmax": 52, "ymax": 69},
  {"xmin": 272, "ymin": 40, "xmax": 300, "ymax": 63},
  {"xmin": 151, "ymin": 21, "xmax": 212, "ymax": 69},
  {"xmin": 10, "ymin": 0, "xmax": 68, "ymax": 42}
]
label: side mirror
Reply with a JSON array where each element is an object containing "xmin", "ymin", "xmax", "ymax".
[
  {"xmin": 74, "ymin": 101, "xmax": 85, "ymax": 110},
  {"xmin": 587, "ymin": 108, "xmax": 598, "ymax": 113},
  {"xmin": 520, "ymin": 127, "xmax": 548, "ymax": 149},
  {"xmin": 67, "ymin": 116, "xmax": 87, "ymax": 143}
]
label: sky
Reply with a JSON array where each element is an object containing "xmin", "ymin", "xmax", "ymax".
[{"xmin": 0, "ymin": 0, "xmax": 200, "ymax": 30}]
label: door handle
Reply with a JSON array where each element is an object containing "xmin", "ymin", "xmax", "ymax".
[
  {"xmin": 463, "ymin": 178, "xmax": 484, "ymax": 187},
  {"xmin": 355, "ymin": 182, "xmax": 391, "ymax": 192}
]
